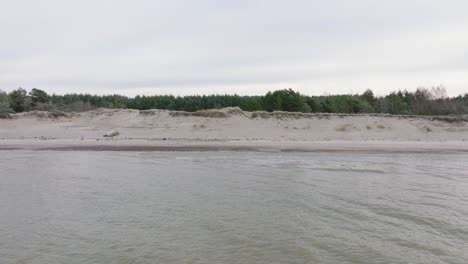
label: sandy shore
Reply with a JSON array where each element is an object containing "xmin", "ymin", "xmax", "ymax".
[{"xmin": 1, "ymin": 108, "xmax": 468, "ymax": 152}]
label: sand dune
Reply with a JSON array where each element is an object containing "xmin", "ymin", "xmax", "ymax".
[{"xmin": 1, "ymin": 108, "xmax": 468, "ymax": 152}]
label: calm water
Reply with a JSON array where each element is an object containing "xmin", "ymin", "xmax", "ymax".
[{"xmin": 1, "ymin": 151, "xmax": 467, "ymax": 264}]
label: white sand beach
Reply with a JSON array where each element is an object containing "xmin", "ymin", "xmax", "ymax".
[{"xmin": 1, "ymin": 108, "xmax": 468, "ymax": 152}]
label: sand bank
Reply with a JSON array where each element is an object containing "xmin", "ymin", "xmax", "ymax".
[{"xmin": 1, "ymin": 108, "xmax": 468, "ymax": 152}]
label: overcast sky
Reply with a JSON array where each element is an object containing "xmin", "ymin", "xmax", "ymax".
[{"xmin": 1, "ymin": 0, "xmax": 468, "ymax": 96}]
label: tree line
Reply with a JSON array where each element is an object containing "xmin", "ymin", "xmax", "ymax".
[{"xmin": 1, "ymin": 87, "xmax": 467, "ymax": 116}]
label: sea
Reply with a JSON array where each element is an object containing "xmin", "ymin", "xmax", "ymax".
[{"xmin": 1, "ymin": 150, "xmax": 467, "ymax": 264}]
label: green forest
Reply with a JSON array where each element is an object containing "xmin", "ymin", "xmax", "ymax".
[{"xmin": 1, "ymin": 87, "xmax": 467, "ymax": 116}]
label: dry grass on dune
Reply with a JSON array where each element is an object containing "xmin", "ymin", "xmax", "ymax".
[{"xmin": 3, "ymin": 107, "xmax": 468, "ymax": 124}]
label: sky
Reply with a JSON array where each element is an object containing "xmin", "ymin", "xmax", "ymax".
[{"xmin": 1, "ymin": 0, "xmax": 468, "ymax": 96}]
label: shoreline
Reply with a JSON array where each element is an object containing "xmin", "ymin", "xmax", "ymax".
[
  {"xmin": 2, "ymin": 139, "xmax": 468, "ymax": 153},
  {"xmin": 2, "ymin": 108, "xmax": 468, "ymax": 153}
]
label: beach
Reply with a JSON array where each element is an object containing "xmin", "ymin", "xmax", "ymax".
[{"xmin": 1, "ymin": 108, "xmax": 468, "ymax": 152}]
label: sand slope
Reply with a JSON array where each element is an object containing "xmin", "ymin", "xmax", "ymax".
[{"xmin": 1, "ymin": 108, "xmax": 468, "ymax": 151}]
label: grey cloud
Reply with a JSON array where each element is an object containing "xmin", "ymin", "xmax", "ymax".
[{"xmin": 1, "ymin": 0, "xmax": 468, "ymax": 96}]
